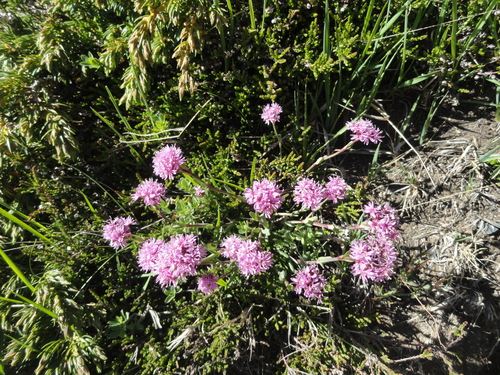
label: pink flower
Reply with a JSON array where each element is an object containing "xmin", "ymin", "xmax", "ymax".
[
  {"xmin": 155, "ymin": 234, "xmax": 206, "ymax": 287},
  {"xmin": 243, "ymin": 179, "xmax": 283, "ymax": 218},
  {"xmin": 152, "ymin": 145, "xmax": 186, "ymax": 180},
  {"xmin": 220, "ymin": 235, "xmax": 245, "ymax": 260},
  {"xmin": 346, "ymin": 118, "xmax": 383, "ymax": 145},
  {"xmin": 197, "ymin": 273, "xmax": 220, "ymax": 295},
  {"xmin": 131, "ymin": 179, "xmax": 166, "ymax": 207},
  {"xmin": 261, "ymin": 103, "xmax": 283, "ymax": 125},
  {"xmin": 236, "ymin": 240, "xmax": 273, "ymax": 276},
  {"xmin": 349, "ymin": 236, "xmax": 397, "ymax": 282},
  {"xmin": 138, "ymin": 238, "xmax": 166, "ymax": 272},
  {"xmin": 193, "ymin": 186, "xmax": 205, "ymax": 197},
  {"xmin": 102, "ymin": 216, "xmax": 136, "ymax": 249},
  {"xmin": 293, "ymin": 178, "xmax": 326, "ymax": 211},
  {"xmin": 291, "ymin": 264, "xmax": 327, "ymax": 303},
  {"xmin": 363, "ymin": 202, "xmax": 400, "ymax": 240},
  {"xmin": 325, "ymin": 176, "xmax": 349, "ymax": 203},
  {"xmin": 220, "ymin": 236, "xmax": 273, "ymax": 276}
]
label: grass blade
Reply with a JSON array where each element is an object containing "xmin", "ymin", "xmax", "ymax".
[
  {"xmin": 13, "ymin": 292, "xmax": 58, "ymax": 319},
  {"xmin": 0, "ymin": 206, "xmax": 54, "ymax": 246},
  {"xmin": 0, "ymin": 248, "xmax": 35, "ymax": 292}
]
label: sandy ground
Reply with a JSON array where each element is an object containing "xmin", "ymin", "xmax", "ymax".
[{"xmin": 371, "ymin": 105, "xmax": 500, "ymax": 374}]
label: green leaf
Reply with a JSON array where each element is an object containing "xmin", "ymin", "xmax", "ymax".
[
  {"xmin": 13, "ymin": 292, "xmax": 58, "ymax": 319},
  {"xmin": 0, "ymin": 206, "xmax": 54, "ymax": 246},
  {"xmin": 0, "ymin": 248, "xmax": 35, "ymax": 292}
]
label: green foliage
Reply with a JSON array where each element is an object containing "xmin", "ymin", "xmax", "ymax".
[
  {"xmin": 1, "ymin": 270, "xmax": 106, "ymax": 375},
  {"xmin": 1, "ymin": 0, "xmax": 499, "ymax": 374}
]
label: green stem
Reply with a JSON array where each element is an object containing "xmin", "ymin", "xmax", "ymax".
[
  {"xmin": 272, "ymin": 122, "xmax": 283, "ymax": 157},
  {"xmin": 181, "ymin": 168, "xmax": 243, "ymax": 200}
]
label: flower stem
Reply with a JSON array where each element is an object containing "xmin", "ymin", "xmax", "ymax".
[
  {"xmin": 272, "ymin": 122, "xmax": 283, "ymax": 157},
  {"xmin": 180, "ymin": 168, "xmax": 244, "ymax": 201}
]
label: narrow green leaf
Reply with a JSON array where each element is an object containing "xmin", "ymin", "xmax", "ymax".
[
  {"xmin": 0, "ymin": 295, "xmax": 26, "ymax": 304},
  {"xmin": 0, "ymin": 207, "xmax": 54, "ymax": 245},
  {"xmin": 0, "ymin": 248, "xmax": 35, "ymax": 292},
  {"xmin": 78, "ymin": 190, "xmax": 97, "ymax": 214},
  {"xmin": 398, "ymin": 71, "xmax": 439, "ymax": 88},
  {"xmin": 13, "ymin": 292, "xmax": 58, "ymax": 319},
  {"xmin": 250, "ymin": 156, "xmax": 257, "ymax": 182},
  {"xmin": 0, "ymin": 201, "xmax": 48, "ymax": 231}
]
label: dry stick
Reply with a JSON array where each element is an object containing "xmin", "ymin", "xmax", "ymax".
[
  {"xmin": 305, "ymin": 140, "xmax": 356, "ymax": 174},
  {"xmin": 371, "ymin": 101, "xmax": 437, "ymax": 188},
  {"xmin": 122, "ymin": 98, "xmax": 213, "ymax": 143},
  {"xmin": 402, "ymin": 185, "xmax": 488, "ymax": 211}
]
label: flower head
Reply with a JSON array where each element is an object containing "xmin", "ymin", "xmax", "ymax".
[
  {"xmin": 325, "ymin": 176, "xmax": 349, "ymax": 203},
  {"xmin": 291, "ymin": 264, "xmax": 327, "ymax": 303},
  {"xmin": 138, "ymin": 238, "xmax": 166, "ymax": 272},
  {"xmin": 349, "ymin": 235, "xmax": 397, "ymax": 282},
  {"xmin": 152, "ymin": 145, "xmax": 186, "ymax": 180},
  {"xmin": 236, "ymin": 240, "xmax": 273, "ymax": 276},
  {"xmin": 155, "ymin": 234, "xmax": 206, "ymax": 287},
  {"xmin": 131, "ymin": 179, "xmax": 166, "ymax": 207},
  {"xmin": 363, "ymin": 202, "xmax": 400, "ymax": 240},
  {"xmin": 243, "ymin": 179, "xmax": 283, "ymax": 218},
  {"xmin": 197, "ymin": 273, "xmax": 220, "ymax": 295},
  {"xmin": 220, "ymin": 236, "xmax": 273, "ymax": 275},
  {"xmin": 293, "ymin": 178, "xmax": 326, "ymax": 211},
  {"xmin": 220, "ymin": 234, "xmax": 245, "ymax": 260},
  {"xmin": 261, "ymin": 103, "xmax": 283, "ymax": 126},
  {"xmin": 102, "ymin": 216, "xmax": 136, "ymax": 249},
  {"xmin": 346, "ymin": 118, "xmax": 383, "ymax": 145}
]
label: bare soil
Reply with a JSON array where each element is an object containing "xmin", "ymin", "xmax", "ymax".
[{"xmin": 372, "ymin": 105, "xmax": 500, "ymax": 374}]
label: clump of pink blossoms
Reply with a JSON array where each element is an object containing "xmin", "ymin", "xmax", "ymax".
[
  {"xmin": 363, "ymin": 202, "xmax": 400, "ymax": 240},
  {"xmin": 349, "ymin": 236, "xmax": 397, "ymax": 282},
  {"xmin": 346, "ymin": 118, "xmax": 383, "ymax": 145},
  {"xmin": 102, "ymin": 216, "xmax": 136, "ymax": 249},
  {"xmin": 291, "ymin": 264, "xmax": 327, "ymax": 303},
  {"xmin": 152, "ymin": 144, "xmax": 186, "ymax": 180},
  {"xmin": 131, "ymin": 179, "xmax": 166, "ymax": 207},
  {"xmin": 243, "ymin": 179, "xmax": 283, "ymax": 218},
  {"xmin": 293, "ymin": 178, "xmax": 326, "ymax": 211},
  {"xmin": 154, "ymin": 234, "xmax": 206, "ymax": 287},
  {"xmin": 220, "ymin": 236, "xmax": 273, "ymax": 276},
  {"xmin": 261, "ymin": 103, "xmax": 282, "ymax": 126},
  {"xmin": 325, "ymin": 176, "xmax": 349, "ymax": 203},
  {"xmin": 137, "ymin": 238, "xmax": 166, "ymax": 272},
  {"xmin": 197, "ymin": 273, "xmax": 220, "ymax": 295}
]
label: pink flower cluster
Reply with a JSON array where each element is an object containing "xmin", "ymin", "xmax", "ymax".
[
  {"xmin": 102, "ymin": 216, "xmax": 136, "ymax": 249},
  {"xmin": 293, "ymin": 178, "xmax": 325, "ymax": 211},
  {"xmin": 261, "ymin": 103, "xmax": 283, "ymax": 126},
  {"xmin": 243, "ymin": 179, "xmax": 283, "ymax": 218},
  {"xmin": 363, "ymin": 202, "xmax": 400, "ymax": 240},
  {"xmin": 137, "ymin": 234, "xmax": 206, "ymax": 287},
  {"xmin": 131, "ymin": 179, "xmax": 166, "ymax": 207},
  {"xmin": 153, "ymin": 144, "xmax": 186, "ymax": 180},
  {"xmin": 220, "ymin": 235, "xmax": 273, "ymax": 276},
  {"xmin": 292, "ymin": 176, "xmax": 349, "ymax": 211},
  {"xmin": 291, "ymin": 264, "xmax": 327, "ymax": 303},
  {"xmin": 349, "ymin": 236, "xmax": 397, "ymax": 282},
  {"xmin": 325, "ymin": 176, "xmax": 349, "ymax": 203},
  {"xmin": 349, "ymin": 202, "xmax": 400, "ymax": 282},
  {"xmin": 346, "ymin": 118, "xmax": 383, "ymax": 145}
]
